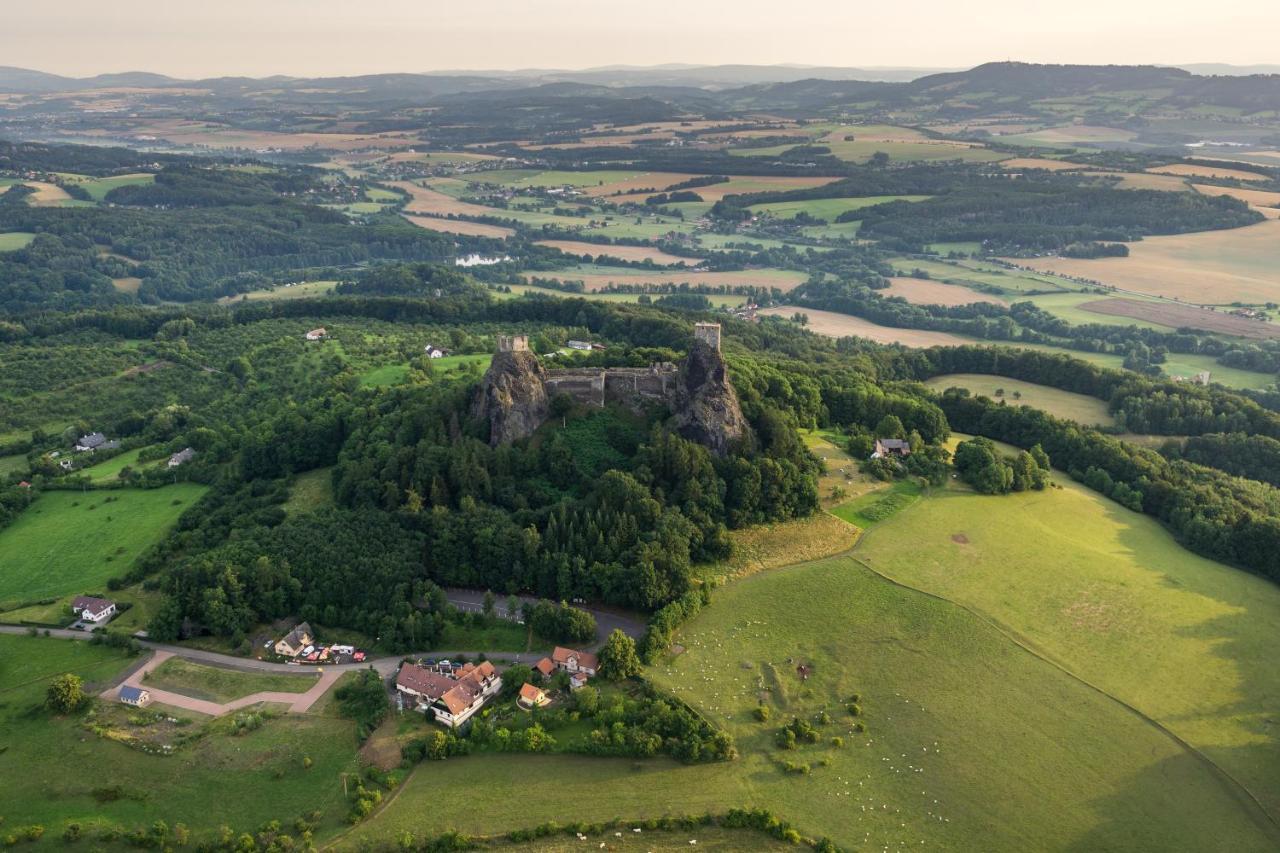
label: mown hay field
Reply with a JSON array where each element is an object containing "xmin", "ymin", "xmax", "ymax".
[
  {"xmin": 881, "ymin": 277, "xmax": 1006, "ymax": 307},
  {"xmin": 1079, "ymin": 297, "xmax": 1280, "ymax": 340},
  {"xmin": 534, "ymin": 240, "xmax": 702, "ymax": 265},
  {"xmin": 758, "ymin": 306, "xmax": 971, "ymax": 346},
  {"xmin": 1149, "ymin": 163, "xmax": 1270, "ymax": 182},
  {"xmin": 1010, "ymin": 220, "xmax": 1280, "ymax": 304}
]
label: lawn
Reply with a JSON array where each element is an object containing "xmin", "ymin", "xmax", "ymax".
[
  {"xmin": 0, "ymin": 231, "xmax": 36, "ymax": 252},
  {"xmin": 0, "ymin": 484, "xmax": 207, "ymax": 605},
  {"xmin": 358, "ymin": 363, "xmax": 410, "ymax": 388},
  {"xmin": 142, "ymin": 657, "xmax": 320, "ymax": 703},
  {"xmin": 283, "ymin": 466, "xmax": 335, "ymax": 514},
  {"xmin": 923, "ymin": 373, "xmax": 1116, "ymax": 426},
  {"xmin": 437, "ymin": 619, "xmax": 546, "ymax": 653},
  {"xmin": 78, "ymin": 445, "xmax": 161, "ymax": 483},
  {"xmin": 347, "ymin": 554, "xmax": 1278, "ymax": 851},
  {"xmin": 855, "ymin": 475, "xmax": 1280, "ymax": 826},
  {"xmin": 0, "ymin": 634, "xmax": 362, "ymax": 844}
]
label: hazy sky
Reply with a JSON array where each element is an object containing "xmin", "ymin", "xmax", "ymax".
[{"xmin": 6, "ymin": 0, "xmax": 1280, "ymax": 78}]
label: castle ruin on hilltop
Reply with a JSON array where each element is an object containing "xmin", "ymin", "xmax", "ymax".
[{"xmin": 475, "ymin": 322, "xmax": 746, "ymax": 454}]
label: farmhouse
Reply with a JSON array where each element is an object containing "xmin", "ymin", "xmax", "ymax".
[
  {"xmin": 274, "ymin": 621, "xmax": 314, "ymax": 657},
  {"xmin": 72, "ymin": 595, "xmax": 116, "ymax": 623},
  {"xmin": 517, "ymin": 682, "xmax": 549, "ymax": 710},
  {"xmin": 551, "ymin": 646, "xmax": 598, "ymax": 677},
  {"xmin": 872, "ymin": 438, "xmax": 911, "ymax": 459},
  {"xmin": 304, "ymin": 328, "xmax": 328, "ymax": 341},
  {"xmin": 74, "ymin": 432, "xmax": 108, "ymax": 452},
  {"xmin": 118, "ymin": 686, "xmax": 151, "ymax": 707},
  {"xmin": 424, "ymin": 344, "xmax": 450, "ymax": 358},
  {"xmin": 396, "ymin": 661, "xmax": 502, "ymax": 727},
  {"xmin": 168, "ymin": 447, "xmax": 196, "ymax": 468}
]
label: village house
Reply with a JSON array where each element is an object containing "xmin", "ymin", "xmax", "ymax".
[
  {"xmin": 118, "ymin": 686, "xmax": 151, "ymax": 707},
  {"xmin": 304, "ymin": 328, "xmax": 328, "ymax": 341},
  {"xmin": 551, "ymin": 646, "xmax": 598, "ymax": 677},
  {"xmin": 168, "ymin": 447, "xmax": 196, "ymax": 468},
  {"xmin": 872, "ymin": 438, "xmax": 911, "ymax": 459},
  {"xmin": 517, "ymin": 682, "xmax": 550, "ymax": 710},
  {"xmin": 424, "ymin": 344, "xmax": 450, "ymax": 358},
  {"xmin": 532, "ymin": 656, "xmax": 556, "ymax": 679},
  {"xmin": 74, "ymin": 432, "xmax": 108, "ymax": 452},
  {"xmin": 274, "ymin": 621, "xmax": 314, "ymax": 657},
  {"xmin": 395, "ymin": 660, "xmax": 502, "ymax": 727},
  {"xmin": 72, "ymin": 595, "xmax": 117, "ymax": 624},
  {"xmin": 566, "ymin": 340, "xmax": 593, "ymax": 351}
]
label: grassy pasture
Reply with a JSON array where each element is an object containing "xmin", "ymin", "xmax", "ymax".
[
  {"xmin": 830, "ymin": 478, "xmax": 922, "ymax": 528},
  {"xmin": 889, "ymin": 257, "xmax": 1078, "ymax": 295},
  {"xmin": 1009, "ymin": 220, "xmax": 1280, "ymax": 304},
  {"xmin": 757, "ymin": 307, "xmax": 970, "ymax": 346},
  {"xmin": 610, "ymin": 175, "xmax": 842, "ymax": 205},
  {"xmin": 0, "ymin": 231, "xmax": 36, "ymax": 252},
  {"xmin": 747, "ymin": 195, "xmax": 930, "ymax": 221},
  {"xmin": 0, "ymin": 634, "xmax": 362, "ymax": 843},
  {"xmin": 0, "ymin": 485, "xmax": 206, "ymax": 605},
  {"xmin": 0, "ymin": 453, "xmax": 29, "ymax": 477},
  {"xmin": 143, "ymin": 657, "xmax": 318, "ymax": 703},
  {"xmin": 358, "ymin": 363, "xmax": 410, "ymax": 388},
  {"xmin": 922, "ymin": 373, "xmax": 1116, "ymax": 425},
  {"xmin": 856, "ymin": 476, "xmax": 1280, "ymax": 826},
  {"xmin": 78, "ymin": 446, "xmax": 161, "ymax": 483},
  {"xmin": 64, "ymin": 173, "xmax": 155, "ymax": 201},
  {"xmin": 217, "ymin": 280, "xmax": 338, "ymax": 304}
]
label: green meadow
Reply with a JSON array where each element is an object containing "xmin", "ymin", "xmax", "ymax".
[
  {"xmin": 78, "ymin": 446, "xmax": 161, "ymax": 483},
  {"xmin": 888, "ymin": 257, "xmax": 1078, "ymax": 294},
  {"xmin": 0, "ymin": 231, "xmax": 36, "ymax": 252},
  {"xmin": 0, "ymin": 634, "xmax": 361, "ymax": 842},
  {"xmin": 0, "ymin": 484, "xmax": 206, "ymax": 605},
  {"xmin": 856, "ymin": 476, "xmax": 1280, "ymax": 825},
  {"xmin": 284, "ymin": 466, "xmax": 335, "ymax": 514},
  {"xmin": 73, "ymin": 173, "xmax": 155, "ymax": 201},
  {"xmin": 748, "ymin": 195, "xmax": 930, "ymax": 221},
  {"xmin": 922, "ymin": 373, "xmax": 1117, "ymax": 425},
  {"xmin": 143, "ymin": 657, "xmax": 319, "ymax": 703}
]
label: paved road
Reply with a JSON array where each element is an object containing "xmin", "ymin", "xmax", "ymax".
[{"xmin": 444, "ymin": 588, "xmax": 646, "ymax": 648}]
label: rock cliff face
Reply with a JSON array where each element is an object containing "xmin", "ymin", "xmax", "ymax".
[
  {"xmin": 472, "ymin": 349, "xmax": 550, "ymax": 446},
  {"xmin": 673, "ymin": 339, "xmax": 747, "ymax": 456}
]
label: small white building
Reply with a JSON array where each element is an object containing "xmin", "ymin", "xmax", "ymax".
[
  {"xmin": 424, "ymin": 345, "xmax": 450, "ymax": 359},
  {"xmin": 72, "ymin": 595, "xmax": 116, "ymax": 623},
  {"xmin": 304, "ymin": 328, "xmax": 328, "ymax": 341},
  {"xmin": 118, "ymin": 686, "xmax": 151, "ymax": 707},
  {"xmin": 168, "ymin": 447, "xmax": 196, "ymax": 468}
]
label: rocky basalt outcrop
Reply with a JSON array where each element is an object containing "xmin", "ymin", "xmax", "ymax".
[
  {"xmin": 672, "ymin": 338, "xmax": 747, "ymax": 456},
  {"xmin": 472, "ymin": 349, "xmax": 549, "ymax": 446}
]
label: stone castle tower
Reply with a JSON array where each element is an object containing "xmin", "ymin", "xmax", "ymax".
[
  {"xmin": 496, "ymin": 334, "xmax": 528, "ymax": 353},
  {"xmin": 693, "ymin": 322, "xmax": 721, "ymax": 351}
]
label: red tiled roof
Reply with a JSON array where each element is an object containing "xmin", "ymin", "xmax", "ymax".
[
  {"xmin": 395, "ymin": 664, "xmax": 457, "ymax": 699},
  {"xmin": 72, "ymin": 595, "xmax": 114, "ymax": 617},
  {"xmin": 518, "ymin": 682, "xmax": 546, "ymax": 705},
  {"xmin": 438, "ymin": 681, "xmax": 481, "ymax": 716},
  {"xmin": 533, "ymin": 657, "xmax": 555, "ymax": 676},
  {"xmin": 552, "ymin": 646, "xmax": 598, "ymax": 671}
]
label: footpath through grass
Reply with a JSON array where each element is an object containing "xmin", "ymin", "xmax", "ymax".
[
  {"xmin": 0, "ymin": 484, "xmax": 207, "ymax": 606},
  {"xmin": 856, "ymin": 476, "xmax": 1280, "ymax": 824}
]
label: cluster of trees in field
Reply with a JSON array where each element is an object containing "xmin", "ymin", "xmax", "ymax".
[{"xmin": 952, "ymin": 434, "xmax": 1050, "ymax": 494}]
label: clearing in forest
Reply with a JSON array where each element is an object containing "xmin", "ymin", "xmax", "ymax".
[{"xmin": 922, "ymin": 373, "xmax": 1116, "ymax": 425}]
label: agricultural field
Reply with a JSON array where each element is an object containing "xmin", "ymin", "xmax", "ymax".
[
  {"xmin": 889, "ymin": 257, "xmax": 1078, "ymax": 295},
  {"xmin": 881, "ymin": 277, "xmax": 1006, "ymax": 307},
  {"xmin": 0, "ymin": 231, "xmax": 36, "ymax": 252},
  {"xmin": 524, "ymin": 266, "xmax": 807, "ymax": 293},
  {"xmin": 217, "ymin": 279, "xmax": 339, "ymax": 303},
  {"xmin": 0, "ymin": 484, "xmax": 207, "ymax": 606},
  {"xmin": 502, "ymin": 285, "xmax": 747, "ymax": 308},
  {"xmin": 611, "ymin": 175, "xmax": 841, "ymax": 205},
  {"xmin": 1089, "ymin": 171, "xmax": 1192, "ymax": 191},
  {"xmin": 998, "ymin": 124, "xmax": 1139, "ymax": 148},
  {"xmin": 1010, "ymin": 219, "xmax": 1280, "ymax": 304},
  {"xmin": 142, "ymin": 658, "xmax": 318, "ymax": 703},
  {"xmin": 1149, "ymin": 163, "xmax": 1270, "ymax": 182},
  {"xmin": 534, "ymin": 240, "xmax": 702, "ymax": 265},
  {"xmin": 404, "ymin": 215, "xmax": 515, "ymax": 238},
  {"xmin": 1021, "ymin": 292, "xmax": 1179, "ymax": 330},
  {"xmin": 0, "ymin": 634, "xmax": 362, "ymax": 843},
  {"xmin": 856, "ymin": 476, "xmax": 1280, "ymax": 827},
  {"xmin": 757, "ymin": 307, "xmax": 971, "ymax": 347},
  {"xmin": 1192, "ymin": 183, "xmax": 1280, "ymax": 211},
  {"xmin": 59, "ymin": 172, "xmax": 155, "ymax": 201},
  {"xmin": 747, "ymin": 195, "xmax": 930, "ymax": 221},
  {"xmin": 922, "ymin": 373, "xmax": 1116, "ymax": 425},
  {"xmin": 999, "ymin": 157, "xmax": 1089, "ymax": 172},
  {"xmin": 1077, "ymin": 297, "xmax": 1280, "ymax": 340}
]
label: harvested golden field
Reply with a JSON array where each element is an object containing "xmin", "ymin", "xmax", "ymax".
[
  {"xmin": 534, "ymin": 240, "xmax": 702, "ymax": 265},
  {"xmin": 1008, "ymin": 220, "xmax": 1280, "ymax": 304},
  {"xmin": 111, "ymin": 277, "xmax": 142, "ymax": 294},
  {"xmin": 78, "ymin": 120, "xmax": 416, "ymax": 152},
  {"xmin": 611, "ymin": 175, "xmax": 840, "ymax": 204},
  {"xmin": 524, "ymin": 268, "xmax": 807, "ymax": 293},
  {"xmin": 1192, "ymin": 183, "xmax": 1280, "ymax": 209},
  {"xmin": 1084, "ymin": 171, "xmax": 1191, "ymax": 191},
  {"xmin": 22, "ymin": 182, "xmax": 72, "ymax": 205},
  {"xmin": 882, "ymin": 277, "xmax": 1007, "ymax": 307},
  {"xmin": 758, "ymin": 306, "xmax": 971, "ymax": 346},
  {"xmin": 1149, "ymin": 163, "xmax": 1270, "ymax": 182},
  {"xmin": 390, "ymin": 180, "xmax": 499, "ymax": 218},
  {"xmin": 1079, "ymin": 297, "xmax": 1280, "ymax": 339},
  {"xmin": 999, "ymin": 157, "xmax": 1089, "ymax": 172},
  {"xmin": 404, "ymin": 215, "xmax": 514, "ymax": 238}
]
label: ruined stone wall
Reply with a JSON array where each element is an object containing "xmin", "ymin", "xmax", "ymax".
[{"xmin": 543, "ymin": 364, "xmax": 678, "ymax": 410}]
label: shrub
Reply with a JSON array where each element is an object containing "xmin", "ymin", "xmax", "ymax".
[{"xmin": 753, "ymin": 705, "xmax": 771, "ymax": 722}]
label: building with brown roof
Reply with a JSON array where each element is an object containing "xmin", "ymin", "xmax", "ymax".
[
  {"xmin": 71, "ymin": 595, "xmax": 116, "ymax": 623},
  {"xmin": 395, "ymin": 660, "xmax": 502, "ymax": 727},
  {"xmin": 551, "ymin": 646, "xmax": 598, "ymax": 677},
  {"xmin": 274, "ymin": 622, "xmax": 314, "ymax": 657},
  {"xmin": 532, "ymin": 657, "xmax": 556, "ymax": 678},
  {"xmin": 517, "ymin": 682, "xmax": 549, "ymax": 710}
]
